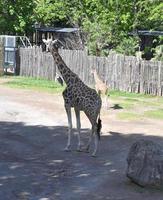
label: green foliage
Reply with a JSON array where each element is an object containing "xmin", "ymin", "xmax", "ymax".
[
  {"xmin": 78, "ymin": 0, "xmax": 135, "ymax": 56},
  {"xmin": 0, "ymin": 0, "xmax": 162, "ymax": 56},
  {"xmin": 115, "ymin": 36, "xmax": 140, "ymax": 56},
  {"xmin": 152, "ymin": 45, "xmax": 163, "ymax": 61},
  {"xmin": 65, "ymin": 0, "xmax": 162, "ymax": 56},
  {"xmin": 33, "ymin": 0, "xmax": 70, "ymax": 26},
  {"xmin": 0, "ymin": 0, "xmax": 35, "ymax": 34},
  {"xmin": 134, "ymin": 0, "xmax": 163, "ymax": 30}
]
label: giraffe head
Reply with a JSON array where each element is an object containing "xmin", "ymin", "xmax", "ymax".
[
  {"xmin": 42, "ymin": 39, "xmax": 61, "ymax": 52},
  {"xmin": 90, "ymin": 67, "xmax": 97, "ymax": 75}
]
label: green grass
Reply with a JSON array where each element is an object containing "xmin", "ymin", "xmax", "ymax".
[
  {"xmin": 109, "ymin": 90, "xmax": 151, "ymax": 98},
  {"xmin": 1, "ymin": 76, "xmax": 64, "ymax": 93},
  {"xmin": 119, "ymin": 101, "xmax": 134, "ymax": 109},
  {"xmin": 109, "ymin": 89, "xmax": 163, "ymax": 121},
  {"xmin": 109, "ymin": 90, "xmax": 163, "ymax": 106},
  {"xmin": 117, "ymin": 112, "xmax": 143, "ymax": 121},
  {"xmin": 144, "ymin": 109, "xmax": 163, "ymax": 120}
]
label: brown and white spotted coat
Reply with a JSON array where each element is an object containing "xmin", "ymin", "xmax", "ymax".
[{"xmin": 43, "ymin": 39, "xmax": 102, "ymax": 156}]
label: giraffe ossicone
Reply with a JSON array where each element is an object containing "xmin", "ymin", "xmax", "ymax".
[{"xmin": 43, "ymin": 39, "xmax": 102, "ymax": 156}]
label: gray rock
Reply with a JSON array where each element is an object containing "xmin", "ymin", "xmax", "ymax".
[{"xmin": 126, "ymin": 139, "xmax": 163, "ymax": 187}]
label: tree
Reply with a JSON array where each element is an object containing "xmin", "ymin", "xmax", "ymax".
[
  {"xmin": 0, "ymin": 0, "xmax": 35, "ymax": 35},
  {"xmin": 0, "ymin": 0, "xmax": 162, "ymax": 57},
  {"xmin": 33, "ymin": 0, "xmax": 71, "ymax": 26}
]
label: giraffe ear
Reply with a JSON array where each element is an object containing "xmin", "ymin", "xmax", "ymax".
[{"xmin": 52, "ymin": 40, "xmax": 58, "ymax": 44}]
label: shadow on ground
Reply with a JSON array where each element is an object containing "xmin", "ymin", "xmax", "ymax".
[
  {"xmin": 0, "ymin": 121, "xmax": 163, "ymax": 200},
  {"xmin": 110, "ymin": 104, "xmax": 123, "ymax": 110}
]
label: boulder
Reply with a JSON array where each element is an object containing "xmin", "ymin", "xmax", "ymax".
[{"xmin": 126, "ymin": 139, "xmax": 163, "ymax": 187}]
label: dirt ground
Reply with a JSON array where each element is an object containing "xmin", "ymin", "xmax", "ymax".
[{"xmin": 0, "ymin": 84, "xmax": 163, "ymax": 200}]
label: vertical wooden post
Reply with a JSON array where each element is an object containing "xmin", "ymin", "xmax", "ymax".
[
  {"xmin": 0, "ymin": 42, "xmax": 4, "ymax": 76},
  {"xmin": 15, "ymin": 49, "xmax": 20, "ymax": 75}
]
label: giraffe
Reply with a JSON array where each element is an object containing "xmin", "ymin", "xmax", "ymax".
[
  {"xmin": 43, "ymin": 39, "xmax": 102, "ymax": 156},
  {"xmin": 91, "ymin": 68, "xmax": 109, "ymax": 109}
]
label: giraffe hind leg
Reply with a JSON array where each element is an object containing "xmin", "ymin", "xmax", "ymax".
[
  {"xmin": 85, "ymin": 127, "xmax": 94, "ymax": 153},
  {"xmin": 92, "ymin": 119, "xmax": 101, "ymax": 157},
  {"xmin": 85, "ymin": 123, "xmax": 98, "ymax": 156}
]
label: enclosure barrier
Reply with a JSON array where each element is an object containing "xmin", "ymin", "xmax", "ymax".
[
  {"xmin": 18, "ymin": 46, "xmax": 163, "ymax": 96},
  {"xmin": 0, "ymin": 42, "xmax": 4, "ymax": 76}
]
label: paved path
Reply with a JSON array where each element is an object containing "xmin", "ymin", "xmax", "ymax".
[{"xmin": 0, "ymin": 86, "xmax": 163, "ymax": 200}]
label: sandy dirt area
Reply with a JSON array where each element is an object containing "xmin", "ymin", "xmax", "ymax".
[{"xmin": 0, "ymin": 84, "xmax": 163, "ymax": 200}]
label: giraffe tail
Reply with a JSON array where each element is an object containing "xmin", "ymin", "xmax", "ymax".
[{"xmin": 97, "ymin": 117, "xmax": 102, "ymax": 140}]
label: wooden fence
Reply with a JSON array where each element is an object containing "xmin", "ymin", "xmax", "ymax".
[
  {"xmin": 0, "ymin": 42, "xmax": 4, "ymax": 75},
  {"xmin": 19, "ymin": 46, "xmax": 163, "ymax": 96}
]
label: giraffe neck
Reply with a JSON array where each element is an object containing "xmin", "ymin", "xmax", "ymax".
[
  {"xmin": 93, "ymin": 71, "xmax": 101, "ymax": 83},
  {"xmin": 51, "ymin": 49, "xmax": 73, "ymax": 85}
]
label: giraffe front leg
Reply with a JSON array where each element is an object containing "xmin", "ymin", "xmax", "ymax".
[
  {"xmin": 85, "ymin": 126, "xmax": 94, "ymax": 153},
  {"xmin": 74, "ymin": 108, "xmax": 82, "ymax": 152},
  {"xmin": 64, "ymin": 106, "xmax": 72, "ymax": 152}
]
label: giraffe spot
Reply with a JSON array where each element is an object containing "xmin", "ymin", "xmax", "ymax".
[
  {"xmin": 68, "ymin": 86, "xmax": 72, "ymax": 91},
  {"xmin": 90, "ymin": 96, "xmax": 95, "ymax": 101},
  {"xmin": 65, "ymin": 99, "xmax": 69, "ymax": 104},
  {"xmin": 74, "ymin": 76, "xmax": 78, "ymax": 82},
  {"xmin": 76, "ymin": 98, "xmax": 80, "ymax": 103},
  {"xmin": 69, "ymin": 95, "xmax": 73, "ymax": 100},
  {"xmin": 74, "ymin": 94, "xmax": 78, "ymax": 98},
  {"xmin": 59, "ymin": 63, "xmax": 65, "ymax": 70},
  {"xmin": 62, "ymin": 68, "xmax": 67, "ymax": 74}
]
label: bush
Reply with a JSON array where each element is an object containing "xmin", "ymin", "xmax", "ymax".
[
  {"xmin": 152, "ymin": 45, "xmax": 163, "ymax": 61},
  {"xmin": 115, "ymin": 36, "xmax": 140, "ymax": 56}
]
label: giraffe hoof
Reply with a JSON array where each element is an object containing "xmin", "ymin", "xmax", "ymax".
[
  {"xmin": 76, "ymin": 149, "xmax": 82, "ymax": 152},
  {"xmin": 91, "ymin": 153, "xmax": 97, "ymax": 157},
  {"xmin": 83, "ymin": 148, "xmax": 89, "ymax": 153},
  {"xmin": 63, "ymin": 147, "xmax": 71, "ymax": 152},
  {"xmin": 76, "ymin": 145, "xmax": 83, "ymax": 152}
]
